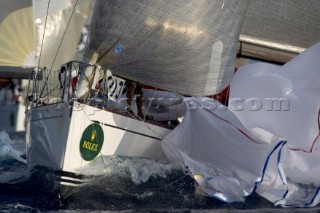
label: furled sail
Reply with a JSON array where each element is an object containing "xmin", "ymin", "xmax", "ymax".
[{"xmin": 84, "ymin": 0, "xmax": 249, "ymax": 96}]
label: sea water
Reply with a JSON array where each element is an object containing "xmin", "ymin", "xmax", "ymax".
[{"xmin": 0, "ymin": 131, "xmax": 314, "ymax": 212}]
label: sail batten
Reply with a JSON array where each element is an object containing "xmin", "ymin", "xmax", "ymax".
[
  {"xmin": 0, "ymin": 1, "xmax": 35, "ymax": 68},
  {"xmin": 85, "ymin": 0, "xmax": 249, "ymax": 96},
  {"xmin": 0, "ymin": 0, "xmax": 93, "ymax": 79}
]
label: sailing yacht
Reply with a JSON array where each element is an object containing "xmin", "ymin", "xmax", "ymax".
[
  {"xmin": 25, "ymin": 0, "xmax": 247, "ymax": 197},
  {"xmin": 23, "ymin": 0, "xmax": 320, "ymax": 208}
]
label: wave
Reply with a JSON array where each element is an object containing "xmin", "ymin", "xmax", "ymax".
[{"xmin": 0, "ymin": 131, "xmax": 26, "ymax": 164}]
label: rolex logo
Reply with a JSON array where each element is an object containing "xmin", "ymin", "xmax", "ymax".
[
  {"xmin": 91, "ymin": 130, "xmax": 97, "ymax": 141},
  {"xmin": 80, "ymin": 124, "xmax": 104, "ymax": 161}
]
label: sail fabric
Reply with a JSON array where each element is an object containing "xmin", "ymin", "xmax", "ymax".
[
  {"xmin": 85, "ymin": 0, "xmax": 249, "ymax": 96},
  {"xmin": 0, "ymin": 0, "xmax": 92, "ymax": 73},
  {"xmin": 242, "ymin": 0, "xmax": 320, "ymax": 50},
  {"xmin": 162, "ymin": 97, "xmax": 276, "ymax": 202},
  {"xmin": 142, "ymin": 89, "xmax": 185, "ymax": 122},
  {"xmin": 239, "ymin": 0, "xmax": 320, "ymax": 63},
  {"xmin": 33, "ymin": 0, "xmax": 94, "ymax": 103},
  {"xmin": 230, "ymin": 42, "xmax": 320, "ymax": 151},
  {"xmin": 0, "ymin": 1, "xmax": 35, "ymax": 67},
  {"xmin": 162, "ymin": 42, "xmax": 320, "ymax": 207},
  {"xmin": 34, "ymin": 0, "xmax": 92, "ymax": 71}
]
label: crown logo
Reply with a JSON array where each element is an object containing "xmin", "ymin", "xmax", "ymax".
[{"xmin": 91, "ymin": 130, "xmax": 97, "ymax": 141}]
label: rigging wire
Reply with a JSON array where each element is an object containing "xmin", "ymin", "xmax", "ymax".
[
  {"xmin": 49, "ymin": 0, "xmax": 79, "ymax": 72},
  {"xmin": 33, "ymin": 0, "xmax": 51, "ymax": 107},
  {"xmin": 36, "ymin": 0, "xmax": 51, "ymax": 70},
  {"xmin": 38, "ymin": 0, "xmax": 79, "ymax": 101},
  {"xmin": 80, "ymin": 103, "xmax": 191, "ymax": 187},
  {"xmin": 78, "ymin": 90, "xmax": 188, "ymax": 173}
]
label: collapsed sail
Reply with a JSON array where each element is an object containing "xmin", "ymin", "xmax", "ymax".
[
  {"xmin": 163, "ymin": 42, "xmax": 320, "ymax": 207},
  {"xmin": 85, "ymin": 0, "xmax": 249, "ymax": 96}
]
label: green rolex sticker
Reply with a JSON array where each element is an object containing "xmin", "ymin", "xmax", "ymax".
[{"xmin": 79, "ymin": 123, "xmax": 104, "ymax": 161}]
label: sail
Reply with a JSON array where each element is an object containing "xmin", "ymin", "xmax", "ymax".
[
  {"xmin": 0, "ymin": 0, "xmax": 93, "ymax": 78},
  {"xmin": 163, "ymin": 42, "xmax": 320, "ymax": 207},
  {"xmin": 239, "ymin": 0, "xmax": 320, "ymax": 63},
  {"xmin": 32, "ymin": 0, "xmax": 94, "ymax": 104},
  {"xmin": 34, "ymin": 0, "xmax": 93, "ymax": 71},
  {"xmin": 85, "ymin": 0, "xmax": 249, "ymax": 96},
  {"xmin": 0, "ymin": 1, "xmax": 35, "ymax": 68}
]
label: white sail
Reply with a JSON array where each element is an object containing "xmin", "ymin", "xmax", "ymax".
[
  {"xmin": 0, "ymin": 0, "xmax": 92, "ymax": 77},
  {"xmin": 0, "ymin": 1, "xmax": 35, "ymax": 69},
  {"xmin": 163, "ymin": 42, "xmax": 320, "ymax": 207},
  {"xmin": 34, "ymin": 0, "xmax": 93, "ymax": 71},
  {"xmin": 32, "ymin": 0, "xmax": 94, "ymax": 103}
]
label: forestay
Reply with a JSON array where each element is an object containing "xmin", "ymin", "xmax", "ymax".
[{"xmin": 84, "ymin": 0, "xmax": 249, "ymax": 96}]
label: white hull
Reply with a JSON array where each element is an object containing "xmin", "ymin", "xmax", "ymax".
[{"xmin": 26, "ymin": 101, "xmax": 171, "ymax": 190}]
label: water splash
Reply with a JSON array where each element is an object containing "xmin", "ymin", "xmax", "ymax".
[
  {"xmin": 0, "ymin": 131, "xmax": 26, "ymax": 164},
  {"xmin": 77, "ymin": 155, "xmax": 182, "ymax": 184},
  {"xmin": 63, "ymin": 156, "xmax": 205, "ymax": 210}
]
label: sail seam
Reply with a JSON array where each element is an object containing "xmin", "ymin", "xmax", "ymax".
[
  {"xmin": 192, "ymin": 99, "xmax": 262, "ymax": 144},
  {"xmin": 288, "ymin": 108, "xmax": 320, "ymax": 153}
]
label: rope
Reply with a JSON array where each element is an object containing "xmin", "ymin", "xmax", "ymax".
[
  {"xmin": 82, "ymin": 104, "xmax": 189, "ymax": 193},
  {"xmin": 78, "ymin": 92, "xmax": 188, "ymax": 173},
  {"xmin": 168, "ymin": 173, "xmax": 190, "ymax": 186},
  {"xmin": 49, "ymin": 0, "xmax": 79, "ymax": 72},
  {"xmin": 143, "ymin": 89, "xmax": 156, "ymax": 122},
  {"xmin": 38, "ymin": 1, "xmax": 79, "ymax": 101}
]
